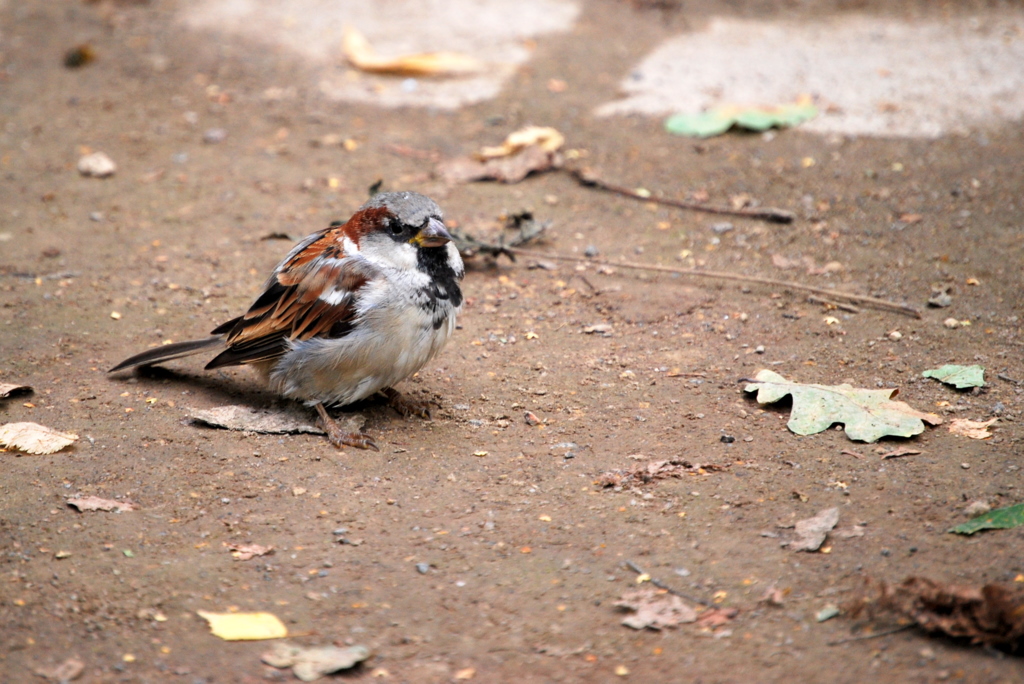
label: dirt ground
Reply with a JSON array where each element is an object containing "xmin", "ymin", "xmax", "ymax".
[{"xmin": 2, "ymin": 1, "xmax": 1024, "ymax": 682}]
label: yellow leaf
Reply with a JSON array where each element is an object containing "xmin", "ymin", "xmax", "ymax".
[
  {"xmin": 197, "ymin": 610, "xmax": 287, "ymax": 641},
  {"xmin": 343, "ymin": 27, "xmax": 483, "ymax": 77}
]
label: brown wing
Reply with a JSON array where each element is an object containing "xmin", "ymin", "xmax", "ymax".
[{"xmin": 205, "ymin": 223, "xmax": 379, "ymax": 370}]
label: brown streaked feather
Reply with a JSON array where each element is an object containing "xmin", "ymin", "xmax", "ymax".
[{"xmin": 204, "ymin": 211, "xmax": 382, "ymax": 368}]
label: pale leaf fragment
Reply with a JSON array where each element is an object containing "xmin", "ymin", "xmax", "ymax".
[
  {"xmin": 0, "ymin": 422, "xmax": 78, "ymax": 455},
  {"xmin": 791, "ymin": 507, "xmax": 840, "ymax": 552},
  {"xmin": 32, "ymin": 657, "xmax": 85, "ymax": 682},
  {"xmin": 615, "ymin": 588, "xmax": 698, "ymax": 630},
  {"xmin": 262, "ymin": 642, "xmax": 370, "ymax": 682},
  {"xmin": 228, "ymin": 543, "xmax": 274, "ymax": 561},
  {"xmin": 343, "ymin": 27, "xmax": 483, "ymax": 77},
  {"xmin": 67, "ymin": 496, "xmax": 138, "ymax": 513},
  {"xmin": 0, "ymin": 383, "xmax": 32, "ymax": 399},
  {"xmin": 197, "ymin": 610, "xmax": 287, "ymax": 641},
  {"xmin": 187, "ymin": 405, "xmax": 365, "ymax": 436},
  {"xmin": 949, "ymin": 417, "xmax": 998, "ymax": 440}
]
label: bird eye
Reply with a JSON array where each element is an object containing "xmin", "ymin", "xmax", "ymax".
[{"xmin": 388, "ymin": 219, "xmax": 403, "ymax": 236}]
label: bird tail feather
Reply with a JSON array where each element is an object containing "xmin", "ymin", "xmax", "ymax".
[{"xmin": 108, "ymin": 337, "xmax": 223, "ymax": 372}]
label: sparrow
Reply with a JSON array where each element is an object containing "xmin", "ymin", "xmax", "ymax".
[{"xmin": 110, "ymin": 191, "xmax": 465, "ymax": 450}]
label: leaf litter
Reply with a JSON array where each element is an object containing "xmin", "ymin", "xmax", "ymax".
[
  {"xmin": 922, "ymin": 364, "xmax": 985, "ymax": 389},
  {"xmin": 261, "ymin": 642, "xmax": 370, "ymax": 682},
  {"xmin": 0, "ymin": 422, "xmax": 78, "ymax": 455},
  {"xmin": 67, "ymin": 496, "xmax": 138, "ymax": 513},
  {"xmin": 743, "ymin": 369, "xmax": 941, "ymax": 442},
  {"xmin": 32, "ymin": 657, "xmax": 85, "ymax": 682},
  {"xmin": 665, "ymin": 97, "xmax": 818, "ymax": 138},
  {"xmin": 950, "ymin": 502, "xmax": 1024, "ymax": 535},
  {"xmin": 851, "ymin": 577, "xmax": 1024, "ymax": 648}
]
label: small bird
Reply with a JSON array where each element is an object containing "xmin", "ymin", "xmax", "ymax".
[{"xmin": 110, "ymin": 191, "xmax": 464, "ymax": 450}]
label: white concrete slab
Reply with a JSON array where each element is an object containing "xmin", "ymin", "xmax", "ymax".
[
  {"xmin": 182, "ymin": 0, "xmax": 579, "ymax": 109},
  {"xmin": 597, "ymin": 15, "xmax": 1024, "ymax": 138}
]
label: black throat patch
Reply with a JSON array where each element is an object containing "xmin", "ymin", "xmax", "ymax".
[{"xmin": 416, "ymin": 247, "xmax": 463, "ymax": 328}]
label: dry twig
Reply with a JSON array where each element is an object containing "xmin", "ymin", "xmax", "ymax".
[{"xmin": 508, "ymin": 248, "xmax": 922, "ymax": 318}]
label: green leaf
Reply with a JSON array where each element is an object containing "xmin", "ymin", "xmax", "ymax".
[
  {"xmin": 664, "ymin": 110, "xmax": 735, "ymax": 138},
  {"xmin": 743, "ymin": 369, "xmax": 941, "ymax": 443},
  {"xmin": 922, "ymin": 364, "xmax": 985, "ymax": 389},
  {"xmin": 665, "ymin": 101, "xmax": 818, "ymax": 138},
  {"xmin": 950, "ymin": 503, "xmax": 1024, "ymax": 535}
]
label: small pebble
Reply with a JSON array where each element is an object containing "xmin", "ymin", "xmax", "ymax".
[
  {"xmin": 880, "ymin": 548, "xmax": 891, "ymax": 557},
  {"xmin": 89, "ymin": 211, "xmax": 104, "ymax": 222},
  {"xmin": 754, "ymin": 345, "xmax": 765, "ymax": 354},
  {"xmin": 202, "ymin": 128, "xmax": 227, "ymax": 144},
  {"xmin": 77, "ymin": 151, "xmax": 116, "ymax": 178},
  {"xmin": 415, "ymin": 562, "xmax": 429, "ymax": 575},
  {"xmin": 960, "ymin": 462, "xmax": 970, "ymax": 469},
  {"xmin": 332, "ymin": 527, "xmax": 348, "ymax": 536},
  {"xmin": 711, "ymin": 222, "xmax": 734, "ymax": 234},
  {"xmin": 584, "ymin": 245, "xmax": 599, "ymax": 258},
  {"xmin": 943, "ymin": 318, "xmax": 959, "ymax": 329},
  {"xmin": 888, "ymin": 330, "xmax": 903, "ymax": 341},
  {"xmin": 720, "ymin": 435, "xmax": 735, "ymax": 444}
]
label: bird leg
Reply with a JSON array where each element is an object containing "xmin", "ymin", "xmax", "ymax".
[
  {"xmin": 315, "ymin": 403, "xmax": 378, "ymax": 451},
  {"xmin": 382, "ymin": 387, "xmax": 433, "ymax": 419}
]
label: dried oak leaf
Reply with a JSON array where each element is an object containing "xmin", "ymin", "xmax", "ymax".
[
  {"xmin": 615, "ymin": 588, "xmax": 697, "ymax": 630},
  {"xmin": 853, "ymin": 577, "xmax": 1024, "ymax": 648},
  {"xmin": 67, "ymin": 496, "xmax": 138, "ymax": 513},
  {"xmin": 342, "ymin": 26, "xmax": 483, "ymax": 77},
  {"xmin": 744, "ymin": 369, "xmax": 941, "ymax": 442},
  {"xmin": 0, "ymin": 422, "xmax": 78, "ymax": 455}
]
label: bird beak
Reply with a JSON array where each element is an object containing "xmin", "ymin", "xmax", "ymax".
[{"xmin": 413, "ymin": 217, "xmax": 454, "ymax": 248}]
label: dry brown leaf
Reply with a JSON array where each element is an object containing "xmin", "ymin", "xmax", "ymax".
[
  {"xmin": 852, "ymin": 577, "xmax": 1024, "ymax": 647},
  {"xmin": 437, "ymin": 145, "xmax": 560, "ymax": 184},
  {"xmin": 343, "ymin": 27, "xmax": 483, "ymax": 77},
  {"xmin": 228, "ymin": 543, "xmax": 274, "ymax": 561},
  {"xmin": 790, "ymin": 507, "xmax": 839, "ymax": 552},
  {"xmin": 759, "ymin": 585, "xmax": 788, "ymax": 606},
  {"xmin": 478, "ymin": 126, "xmax": 564, "ymax": 159},
  {"xmin": 696, "ymin": 607, "xmax": 739, "ymax": 627},
  {"xmin": 32, "ymin": 657, "xmax": 85, "ymax": 682},
  {"xmin": 880, "ymin": 447, "xmax": 923, "ymax": 460},
  {"xmin": 67, "ymin": 496, "xmax": 137, "ymax": 513},
  {"xmin": 949, "ymin": 417, "xmax": 998, "ymax": 440},
  {"xmin": 187, "ymin": 405, "xmax": 365, "ymax": 436},
  {"xmin": 0, "ymin": 383, "xmax": 32, "ymax": 399},
  {"xmin": 597, "ymin": 459, "xmax": 728, "ymax": 488},
  {"xmin": 0, "ymin": 422, "xmax": 78, "ymax": 455},
  {"xmin": 615, "ymin": 588, "xmax": 697, "ymax": 630}
]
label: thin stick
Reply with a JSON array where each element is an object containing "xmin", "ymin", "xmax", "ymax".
[
  {"xmin": 624, "ymin": 560, "xmax": 713, "ymax": 607},
  {"xmin": 509, "ymin": 248, "xmax": 922, "ymax": 319},
  {"xmin": 565, "ymin": 167, "xmax": 795, "ymax": 224},
  {"xmin": 827, "ymin": 624, "xmax": 913, "ymax": 646}
]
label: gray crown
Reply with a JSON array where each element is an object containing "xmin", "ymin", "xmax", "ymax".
[{"xmin": 363, "ymin": 191, "xmax": 443, "ymax": 227}]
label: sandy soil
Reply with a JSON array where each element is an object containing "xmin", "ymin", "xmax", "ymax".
[{"xmin": 2, "ymin": 1, "xmax": 1023, "ymax": 682}]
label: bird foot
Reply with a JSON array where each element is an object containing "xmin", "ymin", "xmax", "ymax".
[
  {"xmin": 315, "ymin": 403, "xmax": 378, "ymax": 451},
  {"xmin": 382, "ymin": 387, "xmax": 433, "ymax": 420}
]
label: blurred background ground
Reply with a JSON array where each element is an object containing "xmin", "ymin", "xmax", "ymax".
[{"xmin": 1, "ymin": 0, "xmax": 1023, "ymax": 682}]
